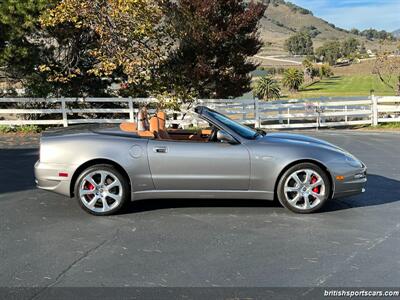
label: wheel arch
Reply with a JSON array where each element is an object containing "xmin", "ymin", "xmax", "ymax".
[
  {"xmin": 274, "ymin": 159, "xmax": 335, "ymax": 200},
  {"xmin": 70, "ymin": 158, "xmax": 131, "ymax": 197}
]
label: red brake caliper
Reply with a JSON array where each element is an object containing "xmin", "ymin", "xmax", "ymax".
[
  {"xmin": 310, "ymin": 176, "xmax": 319, "ymax": 193},
  {"xmin": 85, "ymin": 182, "xmax": 95, "ymax": 199}
]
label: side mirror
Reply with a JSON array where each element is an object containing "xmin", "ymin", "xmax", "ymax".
[{"xmin": 217, "ymin": 130, "xmax": 237, "ymax": 144}]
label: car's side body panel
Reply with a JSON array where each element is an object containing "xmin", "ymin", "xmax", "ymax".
[
  {"xmin": 36, "ymin": 132, "xmax": 154, "ymax": 197},
  {"xmin": 147, "ymin": 139, "xmax": 251, "ymax": 190},
  {"xmin": 244, "ymin": 135, "xmax": 366, "ymax": 199},
  {"xmin": 131, "ymin": 189, "xmax": 271, "ymax": 201}
]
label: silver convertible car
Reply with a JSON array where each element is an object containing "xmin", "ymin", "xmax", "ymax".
[{"xmin": 35, "ymin": 106, "xmax": 367, "ymax": 215}]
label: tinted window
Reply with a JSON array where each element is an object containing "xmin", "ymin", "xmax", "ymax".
[{"xmin": 208, "ymin": 110, "xmax": 258, "ymax": 139}]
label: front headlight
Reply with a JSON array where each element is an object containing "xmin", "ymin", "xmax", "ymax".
[{"xmin": 345, "ymin": 154, "xmax": 363, "ymax": 168}]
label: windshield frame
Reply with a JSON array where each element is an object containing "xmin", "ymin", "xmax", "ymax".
[{"xmin": 204, "ymin": 109, "xmax": 261, "ymax": 140}]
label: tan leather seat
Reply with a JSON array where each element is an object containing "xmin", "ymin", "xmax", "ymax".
[
  {"xmin": 120, "ymin": 121, "xmax": 155, "ymax": 138},
  {"xmin": 120, "ymin": 122, "xmax": 137, "ymax": 132},
  {"xmin": 150, "ymin": 112, "xmax": 170, "ymax": 139}
]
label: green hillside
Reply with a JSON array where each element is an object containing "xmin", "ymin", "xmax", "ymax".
[{"xmin": 258, "ymin": 0, "xmax": 397, "ymax": 55}]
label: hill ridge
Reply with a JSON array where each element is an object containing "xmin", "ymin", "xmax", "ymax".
[{"xmin": 259, "ymin": 0, "xmax": 396, "ymax": 55}]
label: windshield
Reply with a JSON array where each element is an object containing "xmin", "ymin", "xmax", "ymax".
[{"xmin": 207, "ymin": 110, "xmax": 260, "ymax": 139}]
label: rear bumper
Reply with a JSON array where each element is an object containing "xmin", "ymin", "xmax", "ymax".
[
  {"xmin": 333, "ymin": 166, "xmax": 367, "ymax": 199},
  {"xmin": 34, "ymin": 160, "xmax": 74, "ymax": 197}
]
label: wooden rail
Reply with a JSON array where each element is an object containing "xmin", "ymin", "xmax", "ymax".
[{"xmin": 1, "ymin": 95, "xmax": 399, "ymax": 129}]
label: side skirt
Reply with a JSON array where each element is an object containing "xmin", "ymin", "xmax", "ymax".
[{"xmin": 131, "ymin": 190, "xmax": 274, "ymax": 201}]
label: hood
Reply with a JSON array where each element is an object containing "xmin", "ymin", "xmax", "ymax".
[{"xmin": 261, "ymin": 132, "xmax": 348, "ymax": 153}]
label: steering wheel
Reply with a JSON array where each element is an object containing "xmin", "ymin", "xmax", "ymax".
[{"xmin": 208, "ymin": 126, "xmax": 218, "ymax": 142}]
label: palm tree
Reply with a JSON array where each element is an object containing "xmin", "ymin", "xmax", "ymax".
[
  {"xmin": 254, "ymin": 75, "xmax": 281, "ymax": 101},
  {"xmin": 282, "ymin": 68, "xmax": 304, "ymax": 92}
]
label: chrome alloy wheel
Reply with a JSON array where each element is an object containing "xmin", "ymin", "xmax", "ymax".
[
  {"xmin": 79, "ymin": 170, "xmax": 123, "ymax": 213},
  {"xmin": 283, "ymin": 169, "xmax": 326, "ymax": 211}
]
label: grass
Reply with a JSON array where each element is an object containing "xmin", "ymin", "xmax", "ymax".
[
  {"xmin": 354, "ymin": 123, "xmax": 400, "ymax": 131},
  {"xmin": 374, "ymin": 123, "xmax": 400, "ymax": 129},
  {"xmin": 0, "ymin": 125, "xmax": 42, "ymax": 134},
  {"xmin": 287, "ymin": 75, "xmax": 396, "ymax": 98}
]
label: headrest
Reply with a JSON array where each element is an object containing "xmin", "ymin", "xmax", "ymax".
[
  {"xmin": 149, "ymin": 116, "xmax": 159, "ymax": 133},
  {"xmin": 156, "ymin": 112, "xmax": 166, "ymax": 130}
]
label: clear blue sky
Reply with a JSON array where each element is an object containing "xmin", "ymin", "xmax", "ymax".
[{"xmin": 289, "ymin": 0, "xmax": 400, "ymax": 32}]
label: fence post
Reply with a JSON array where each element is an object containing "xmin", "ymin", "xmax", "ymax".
[
  {"xmin": 128, "ymin": 97, "xmax": 135, "ymax": 122},
  {"xmin": 61, "ymin": 97, "xmax": 68, "ymax": 127},
  {"xmin": 319, "ymin": 102, "xmax": 325, "ymax": 125},
  {"xmin": 371, "ymin": 94, "xmax": 378, "ymax": 126},
  {"xmin": 242, "ymin": 103, "xmax": 247, "ymax": 123},
  {"xmin": 316, "ymin": 102, "xmax": 320, "ymax": 131},
  {"xmin": 254, "ymin": 97, "xmax": 260, "ymax": 128},
  {"xmin": 345, "ymin": 105, "xmax": 348, "ymax": 123}
]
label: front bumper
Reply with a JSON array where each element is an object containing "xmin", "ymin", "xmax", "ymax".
[
  {"xmin": 34, "ymin": 160, "xmax": 74, "ymax": 197},
  {"xmin": 333, "ymin": 166, "xmax": 367, "ymax": 199}
]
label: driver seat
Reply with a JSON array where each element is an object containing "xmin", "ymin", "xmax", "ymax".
[{"xmin": 150, "ymin": 111, "xmax": 171, "ymax": 140}]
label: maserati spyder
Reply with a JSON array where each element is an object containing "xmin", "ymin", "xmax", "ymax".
[{"xmin": 35, "ymin": 106, "xmax": 367, "ymax": 215}]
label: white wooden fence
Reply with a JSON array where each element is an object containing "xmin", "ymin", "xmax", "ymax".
[
  {"xmin": 0, "ymin": 96, "xmax": 400, "ymax": 129},
  {"xmin": 201, "ymin": 95, "xmax": 400, "ymax": 129}
]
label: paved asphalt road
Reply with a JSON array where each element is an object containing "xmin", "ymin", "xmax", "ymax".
[{"xmin": 0, "ymin": 131, "xmax": 399, "ymax": 298}]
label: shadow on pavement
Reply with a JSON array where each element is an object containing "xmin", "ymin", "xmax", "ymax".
[
  {"xmin": 0, "ymin": 147, "xmax": 398, "ymax": 215},
  {"xmin": 323, "ymin": 174, "xmax": 400, "ymax": 212},
  {"xmin": 0, "ymin": 148, "xmax": 38, "ymax": 194},
  {"xmin": 121, "ymin": 174, "xmax": 400, "ymax": 215}
]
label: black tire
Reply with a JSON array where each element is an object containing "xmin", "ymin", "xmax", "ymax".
[
  {"xmin": 74, "ymin": 164, "xmax": 129, "ymax": 216},
  {"xmin": 277, "ymin": 163, "xmax": 331, "ymax": 214}
]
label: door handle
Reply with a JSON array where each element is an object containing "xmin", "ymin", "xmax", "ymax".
[{"xmin": 153, "ymin": 146, "xmax": 168, "ymax": 153}]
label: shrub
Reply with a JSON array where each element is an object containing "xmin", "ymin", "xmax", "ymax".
[
  {"xmin": 320, "ymin": 64, "xmax": 334, "ymax": 78},
  {"xmin": 282, "ymin": 68, "xmax": 304, "ymax": 92},
  {"xmin": 0, "ymin": 125, "xmax": 41, "ymax": 134},
  {"xmin": 0, "ymin": 126, "xmax": 14, "ymax": 133},
  {"xmin": 253, "ymin": 76, "xmax": 281, "ymax": 101}
]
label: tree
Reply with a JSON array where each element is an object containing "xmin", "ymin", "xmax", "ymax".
[
  {"xmin": 361, "ymin": 29, "xmax": 394, "ymax": 41},
  {"xmin": 282, "ymin": 68, "xmax": 304, "ymax": 92},
  {"xmin": 39, "ymin": 0, "xmax": 175, "ymax": 97},
  {"xmin": 253, "ymin": 75, "xmax": 281, "ymax": 101},
  {"xmin": 341, "ymin": 38, "xmax": 360, "ymax": 57},
  {"xmin": 373, "ymin": 52, "xmax": 400, "ymax": 95},
  {"xmin": 302, "ymin": 58, "xmax": 313, "ymax": 69},
  {"xmin": 320, "ymin": 64, "xmax": 334, "ymax": 79},
  {"xmin": 315, "ymin": 41, "xmax": 342, "ymax": 65},
  {"xmin": 0, "ymin": 0, "xmax": 57, "ymax": 93},
  {"xmin": 161, "ymin": 0, "xmax": 267, "ymax": 100},
  {"xmin": 0, "ymin": 0, "xmax": 118, "ymax": 97},
  {"xmin": 302, "ymin": 58, "xmax": 312, "ymax": 78},
  {"xmin": 284, "ymin": 32, "xmax": 314, "ymax": 55},
  {"xmin": 310, "ymin": 66, "xmax": 320, "ymax": 81},
  {"xmin": 302, "ymin": 58, "xmax": 318, "ymax": 82}
]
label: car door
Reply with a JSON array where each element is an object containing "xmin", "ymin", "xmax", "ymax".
[{"xmin": 147, "ymin": 139, "xmax": 250, "ymax": 191}]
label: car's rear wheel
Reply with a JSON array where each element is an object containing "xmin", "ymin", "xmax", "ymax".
[
  {"xmin": 75, "ymin": 164, "xmax": 129, "ymax": 216},
  {"xmin": 277, "ymin": 163, "xmax": 331, "ymax": 214}
]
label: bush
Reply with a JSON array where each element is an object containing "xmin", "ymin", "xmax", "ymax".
[
  {"xmin": 282, "ymin": 68, "xmax": 304, "ymax": 92},
  {"xmin": 0, "ymin": 125, "xmax": 15, "ymax": 133},
  {"xmin": 0, "ymin": 125, "xmax": 41, "ymax": 134},
  {"xmin": 320, "ymin": 64, "xmax": 334, "ymax": 78},
  {"xmin": 253, "ymin": 75, "xmax": 281, "ymax": 101}
]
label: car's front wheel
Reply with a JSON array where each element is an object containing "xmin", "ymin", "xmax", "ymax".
[
  {"xmin": 277, "ymin": 163, "xmax": 331, "ymax": 214},
  {"xmin": 74, "ymin": 164, "xmax": 129, "ymax": 216}
]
